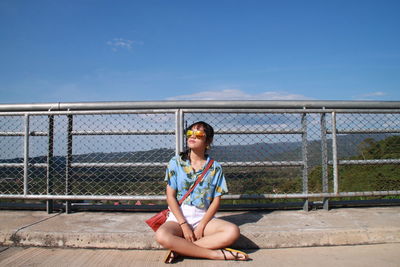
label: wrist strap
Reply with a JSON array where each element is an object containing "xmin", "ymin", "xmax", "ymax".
[{"xmin": 178, "ymin": 159, "xmax": 214, "ymax": 206}]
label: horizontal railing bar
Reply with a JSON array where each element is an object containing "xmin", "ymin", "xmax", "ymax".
[
  {"xmin": 220, "ymin": 161, "xmax": 304, "ymax": 167},
  {"xmin": 2, "ymin": 109, "xmax": 400, "ymax": 117},
  {"xmin": 0, "ymin": 109, "xmax": 177, "ymax": 116},
  {"xmin": 183, "ymin": 108, "xmax": 400, "ymax": 114},
  {"xmin": 0, "ymin": 163, "xmax": 24, "ymax": 167},
  {"xmin": 216, "ymin": 130, "xmax": 303, "ymax": 134},
  {"xmin": 2, "ymin": 130, "xmax": 307, "ymax": 137},
  {"xmin": 328, "ymin": 159, "xmax": 400, "ymax": 165},
  {"xmin": 0, "ymin": 163, "xmax": 48, "ymax": 168},
  {"xmin": 72, "ymin": 130, "xmax": 175, "ymax": 136},
  {"xmin": 326, "ymin": 109, "xmax": 400, "ymax": 114},
  {"xmin": 1, "ymin": 109, "xmax": 400, "ymax": 117},
  {"xmin": 327, "ymin": 129, "xmax": 400, "ymax": 134},
  {"xmin": 183, "ymin": 109, "xmax": 316, "ymax": 113},
  {"xmin": 1, "ymin": 100, "xmax": 399, "ymax": 112},
  {"xmin": 0, "ymin": 161, "xmax": 304, "ymax": 168},
  {"xmin": 71, "ymin": 162, "xmax": 167, "ymax": 168},
  {"xmin": 0, "ymin": 131, "xmax": 48, "ymax": 136},
  {"xmin": 72, "ymin": 130, "xmax": 302, "ymax": 135},
  {"xmin": 0, "ymin": 194, "xmax": 167, "ymax": 201},
  {"xmin": 0, "ymin": 159, "xmax": 390, "ymax": 168},
  {"xmin": 1, "ymin": 191, "xmax": 399, "ymax": 200},
  {"xmin": 0, "ymin": 132, "xmax": 25, "ymax": 136},
  {"xmin": 32, "ymin": 163, "xmax": 47, "ymax": 168},
  {"xmin": 224, "ymin": 191, "xmax": 400, "ymax": 199},
  {"xmin": 3, "ymin": 129, "xmax": 398, "ymax": 136},
  {"xmin": 71, "ymin": 162, "xmax": 303, "ymax": 168}
]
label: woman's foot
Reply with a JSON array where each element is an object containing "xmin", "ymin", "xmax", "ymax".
[
  {"xmin": 219, "ymin": 248, "xmax": 249, "ymax": 261},
  {"xmin": 164, "ymin": 250, "xmax": 179, "ymax": 264}
]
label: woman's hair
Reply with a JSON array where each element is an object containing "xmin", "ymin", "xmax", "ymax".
[{"xmin": 180, "ymin": 121, "xmax": 214, "ymax": 161}]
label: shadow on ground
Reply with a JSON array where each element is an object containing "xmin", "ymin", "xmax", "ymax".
[{"xmin": 219, "ymin": 211, "xmax": 267, "ymax": 250}]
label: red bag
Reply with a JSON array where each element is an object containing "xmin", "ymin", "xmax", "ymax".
[
  {"xmin": 145, "ymin": 209, "xmax": 169, "ymax": 232},
  {"xmin": 145, "ymin": 159, "xmax": 214, "ymax": 232}
]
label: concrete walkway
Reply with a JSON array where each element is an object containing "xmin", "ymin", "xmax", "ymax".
[
  {"xmin": 1, "ymin": 244, "xmax": 400, "ymax": 267},
  {"xmin": 1, "ymin": 206, "xmax": 399, "ymax": 249}
]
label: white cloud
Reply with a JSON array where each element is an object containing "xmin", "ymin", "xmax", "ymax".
[
  {"xmin": 355, "ymin": 91, "xmax": 387, "ymax": 100},
  {"xmin": 106, "ymin": 38, "xmax": 143, "ymax": 52},
  {"xmin": 167, "ymin": 89, "xmax": 311, "ymax": 100},
  {"xmin": 361, "ymin": 92, "xmax": 386, "ymax": 97}
]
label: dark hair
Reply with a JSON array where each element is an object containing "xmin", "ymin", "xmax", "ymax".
[{"xmin": 180, "ymin": 121, "xmax": 214, "ymax": 161}]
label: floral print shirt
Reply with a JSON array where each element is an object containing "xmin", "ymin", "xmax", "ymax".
[{"xmin": 164, "ymin": 155, "xmax": 228, "ymax": 209}]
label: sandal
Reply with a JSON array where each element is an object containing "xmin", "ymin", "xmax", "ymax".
[
  {"xmin": 164, "ymin": 250, "xmax": 179, "ymax": 264},
  {"xmin": 220, "ymin": 248, "xmax": 250, "ymax": 261}
]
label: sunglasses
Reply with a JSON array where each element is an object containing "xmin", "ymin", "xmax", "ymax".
[{"xmin": 186, "ymin": 130, "xmax": 206, "ymax": 139}]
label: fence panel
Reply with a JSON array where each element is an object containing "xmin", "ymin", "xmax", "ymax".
[{"xmin": 0, "ymin": 101, "xmax": 399, "ymax": 211}]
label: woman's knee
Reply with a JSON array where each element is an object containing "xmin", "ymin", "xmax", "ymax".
[
  {"xmin": 226, "ymin": 224, "xmax": 240, "ymax": 241},
  {"xmin": 219, "ymin": 223, "xmax": 240, "ymax": 245},
  {"xmin": 155, "ymin": 228, "xmax": 172, "ymax": 247}
]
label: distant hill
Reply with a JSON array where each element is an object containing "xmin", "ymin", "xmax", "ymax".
[
  {"xmin": 0, "ymin": 133, "xmax": 394, "ymax": 166},
  {"xmin": 271, "ymin": 133, "xmax": 393, "ymax": 167}
]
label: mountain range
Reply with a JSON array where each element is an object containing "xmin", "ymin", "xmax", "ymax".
[{"xmin": 0, "ymin": 134, "xmax": 393, "ymax": 168}]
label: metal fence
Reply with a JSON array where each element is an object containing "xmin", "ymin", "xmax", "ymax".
[{"xmin": 0, "ymin": 101, "xmax": 399, "ymax": 212}]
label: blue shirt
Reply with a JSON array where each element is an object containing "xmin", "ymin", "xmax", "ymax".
[{"xmin": 164, "ymin": 155, "xmax": 228, "ymax": 209}]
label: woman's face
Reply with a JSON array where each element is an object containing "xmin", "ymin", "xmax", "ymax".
[{"xmin": 187, "ymin": 124, "xmax": 207, "ymax": 151}]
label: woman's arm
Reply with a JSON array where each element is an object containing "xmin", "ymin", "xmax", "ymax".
[
  {"xmin": 194, "ymin": 196, "xmax": 221, "ymax": 239},
  {"xmin": 166, "ymin": 185, "xmax": 186, "ymax": 224},
  {"xmin": 166, "ymin": 185, "xmax": 196, "ymax": 242}
]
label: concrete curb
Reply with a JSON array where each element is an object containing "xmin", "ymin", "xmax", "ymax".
[{"xmin": 1, "ymin": 207, "xmax": 399, "ymax": 249}]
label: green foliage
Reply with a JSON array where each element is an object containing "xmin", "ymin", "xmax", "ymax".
[
  {"xmin": 309, "ymin": 135, "xmax": 400, "ymax": 195},
  {"xmin": 357, "ymin": 136, "xmax": 400, "ymax": 160}
]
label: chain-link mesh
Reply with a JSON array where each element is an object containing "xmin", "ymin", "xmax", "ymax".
[
  {"xmin": 27, "ymin": 116, "xmax": 48, "ymax": 195},
  {"xmin": 184, "ymin": 112, "xmax": 305, "ymax": 195},
  {"xmin": 0, "ymin": 115, "xmax": 24, "ymax": 195},
  {"xmin": 0, "ymin": 110, "xmax": 399, "ymax": 202},
  {"xmin": 69, "ymin": 113, "xmax": 175, "ymax": 196},
  {"xmin": 333, "ymin": 113, "xmax": 400, "ymax": 193}
]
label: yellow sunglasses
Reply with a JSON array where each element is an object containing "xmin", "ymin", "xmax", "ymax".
[{"xmin": 186, "ymin": 130, "xmax": 206, "ymax": 139}]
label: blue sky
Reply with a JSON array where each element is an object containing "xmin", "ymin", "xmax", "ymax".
[{"xmin": 1, "ymin": 0, "xmax": 399, "ymax": 104}]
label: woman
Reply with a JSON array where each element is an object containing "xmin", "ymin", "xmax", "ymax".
[{"xmin": 155, "ymin": 121, "xmax": 249, "ymax": 263}]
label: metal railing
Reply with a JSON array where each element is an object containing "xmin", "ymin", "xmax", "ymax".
[{"xmin": 0, "ymin": 100, "xmax": 399, "ymax": 212}]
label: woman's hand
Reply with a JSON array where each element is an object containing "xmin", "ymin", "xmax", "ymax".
[
  {"xmin": 193, "ymin": 224, "xmax": 205, "ymax": 240},
  {"xmin": 181, "ymin": 223, "xmax": 196, "ymax": 242}
]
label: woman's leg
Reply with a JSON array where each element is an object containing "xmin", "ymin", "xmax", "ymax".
[
  {"xmin": 156, "ymin": 221, "xmax": 218, "ymax": 259},
  {"xmin": 155, "ymin": 221, "xmax": 245, "ymax": 260},
  {"xmin": 194, "ymin": 218, "xmax": 241, "ymax": 249}
]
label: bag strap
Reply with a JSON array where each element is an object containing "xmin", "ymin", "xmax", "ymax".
[{"xmin": 178, "ymin": 159, "xmax": 214, "ymax": 205}]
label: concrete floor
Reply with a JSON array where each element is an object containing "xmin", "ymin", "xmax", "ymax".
[{"xmin": 1, "ymin": 243, "xmax": 399, "ymax": 267}]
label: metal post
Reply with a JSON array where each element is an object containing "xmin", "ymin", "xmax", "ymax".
[
  {"xmin": 320, "ymin": 113, "xmax": 329, "ymax": 210},
  {"xmin": 301, "ymin": 113, "xmax": 309, "ymax": 211},
  {"xmin": 331, "ymin": 112, "xmax": 339, "ymax": 194},
  {"xmin": 176, "ymin": 109, "xmax": 184, "ymax": 155},
  {"xmin": 65, "ymin": 114, "xmax": 73, "ymax": 213},
  {"xmin": 23, "ymin": 114, "xmax": 30, "ymax": 195},
  {"xmin": 46, "ymin": 115, "xmax": 54, "ymax": 213}
]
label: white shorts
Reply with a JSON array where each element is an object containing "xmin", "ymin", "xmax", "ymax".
[{"xmin": 166, "ymin": 204, "xmax": 209, "ymax": 229}]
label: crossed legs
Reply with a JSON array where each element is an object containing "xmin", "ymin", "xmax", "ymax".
[{"xmin": 155, "ymin": 218, "xmax": 245, "ymax": 260}]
